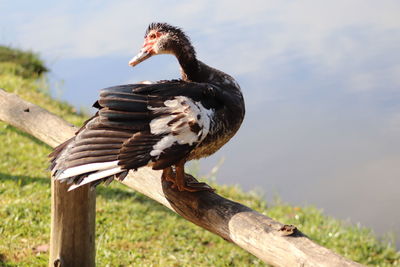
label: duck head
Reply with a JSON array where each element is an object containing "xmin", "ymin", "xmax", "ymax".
[{"xmin": 129, "ymin": 22, "xmax": 196, "ymax": 67}]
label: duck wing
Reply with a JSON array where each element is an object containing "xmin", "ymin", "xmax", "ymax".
[{"xmin": 50, "ymin": 80, "xmax": 222, "ymax": 189}]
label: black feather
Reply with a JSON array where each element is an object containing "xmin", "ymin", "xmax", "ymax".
[
  {"xmin": 99, "ymin": 109, "xmax": 151, "ymax": 121},
  {"xmin": 152, "ymin": 143, "xmax": 193, "ymax": 170},
  {"xmin": 99, "ymin": 98, "xmax": 148, "ymax": 112},
  {"xmin": 69, "ymin": 144, "xmax": 122, "ymax": 154},
  {"xmin": 64, "ymin": 155, "xmax": 119, "ymax": 168},
  {"xmin": 74, "ymin": 137, "xmax": 126, "ymax": 146},
  {"xmin": 67, "ymin": 149, "xmax": 120, "ymax": 161}
]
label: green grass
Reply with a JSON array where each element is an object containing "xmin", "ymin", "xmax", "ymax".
[{"xmin": 0, "ymin": 46, "xmax": 399, "ymax": 266}]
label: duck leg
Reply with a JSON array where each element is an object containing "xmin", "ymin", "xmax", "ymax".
[
  {"xmin": 161, "ymin": 166, "xmax": 175, "ymax": 183},
  {"xmin": 174, "ymin": 159, "xmax": 214, "ymax": 192}
]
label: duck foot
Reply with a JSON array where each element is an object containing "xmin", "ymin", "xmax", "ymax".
[
  {"xmin": 161, "ymin": 165, "xmax": 214, "ymax": 192},
  {"xmin": 183, "ymin": 174, "xmax": 215, "ymax": 192}
]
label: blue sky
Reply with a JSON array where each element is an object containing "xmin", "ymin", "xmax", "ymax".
[{"xmin": 1, "ymin": 1, "xmax": 400, "ymax": 243}]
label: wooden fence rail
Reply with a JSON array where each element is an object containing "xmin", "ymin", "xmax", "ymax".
[{"xmin": 0, "ymin": 89, "xmax": 363, "ymax": 267}]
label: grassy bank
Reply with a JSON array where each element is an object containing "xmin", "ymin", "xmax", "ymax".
[{"xmin": 0, "ymin": 45, "xmax": 399, "ymax": 266}]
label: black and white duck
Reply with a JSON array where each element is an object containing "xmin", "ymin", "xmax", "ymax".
[{"xmin": 50, "ymin": 22, "xmax": 245, "ymax": 192}]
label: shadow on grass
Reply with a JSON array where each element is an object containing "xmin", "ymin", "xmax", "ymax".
[
  {"xmin": 3, "ymin": 124, "xmax": 52, "ymax": 148},
  {"xmin": 0, "ymin": 172, "xmax": 173, "ymax": 213},
  {"xmin": 96, "ymin": 185, "xmax": 140, "ymax": 201},
  {"xmin": 0, "ymin": 172, "xmax": 50, "ymax": 186},
  {"xmin": 0, "ymin": 253, "xmax": 13, "ymax": 267}
]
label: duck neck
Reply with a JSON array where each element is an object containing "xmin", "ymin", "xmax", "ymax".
[{"xmin": 175, "ymin": 45, "xmax": 200, "ymax": 81}]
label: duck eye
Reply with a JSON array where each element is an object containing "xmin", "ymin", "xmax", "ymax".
[{"xmin": 148, "ymin": 33, "xmax": 157, "ymax": 40}]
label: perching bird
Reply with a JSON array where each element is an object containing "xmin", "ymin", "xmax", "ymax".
[{"xmin": 50, "ymin": 23, "xmax": 245, "ymax": 192}]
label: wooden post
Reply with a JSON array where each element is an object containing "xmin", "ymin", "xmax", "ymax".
[
  {"xmin": 0, "ymin": 90, "xmax": 96, "ymax": 267},
  {"xmin": 49, "ymin": 182, "xmax": 96, "ymax": 267}
]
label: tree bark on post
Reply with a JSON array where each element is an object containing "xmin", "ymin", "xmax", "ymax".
[{"xmin": 0, "ymin": 89, "xmax": 363, "ymax": 267}]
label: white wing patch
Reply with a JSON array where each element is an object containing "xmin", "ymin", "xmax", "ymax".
[
  {"xmin": 55, "ymin": 160, "xmax": 120, "ymax": 180},
  {"xmin": 54, "ymin": 160, "xmax": 123, "ymax": 190},
  {"xmin": 67, "ymin": 166, "xmax": 123, "ymax": 191},
  {"xmin": 149, "ymin": 96, "xmax": 213, "ymax": 157}
]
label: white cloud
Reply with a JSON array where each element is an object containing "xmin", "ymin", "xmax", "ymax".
[
  {"xmin": 348, "ymin": 64, "xmax": 400, "ymax": 92},
  {"xmin": 15, "ymin": 1, "xmax": 147, "ymax": 59}
]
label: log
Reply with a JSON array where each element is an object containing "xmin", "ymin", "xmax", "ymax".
[{"xmin": 0, "ymin": 89, "xmax": 363, "ymax": 267}]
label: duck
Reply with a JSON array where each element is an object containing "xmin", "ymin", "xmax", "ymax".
[{"xmin": 50, "ymin": 22, "xmax": 245, "ymax": 192}]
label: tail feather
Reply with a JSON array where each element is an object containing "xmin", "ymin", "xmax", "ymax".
[
  {"xmin": 64, "ymin": 155, "xmax": 119, "ymax": 169},
  {"xmin": 67, "ymin": 166, "xmax": 123, "ymax": 191},
  {"xmin": 56, "ymin": 160, "xmax": 119, "ymax": 180}
]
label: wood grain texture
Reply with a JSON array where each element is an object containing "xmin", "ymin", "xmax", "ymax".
[
  {"xmin": 50, "ymin": 182, "xmax": 96, "ymax": 267},
  {"xmin": 0, "ymin": 89, "xmax": 363, "ymax": 267}
]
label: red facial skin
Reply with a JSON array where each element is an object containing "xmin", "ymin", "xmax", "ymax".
[{"xmin": 142, "ymin": 31, "xmax": 163, "ymax": 54}]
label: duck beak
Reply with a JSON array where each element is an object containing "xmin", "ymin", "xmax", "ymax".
[{"xmin": 128, "ymin": 48, "xmax": 153, "ymax": 67}]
